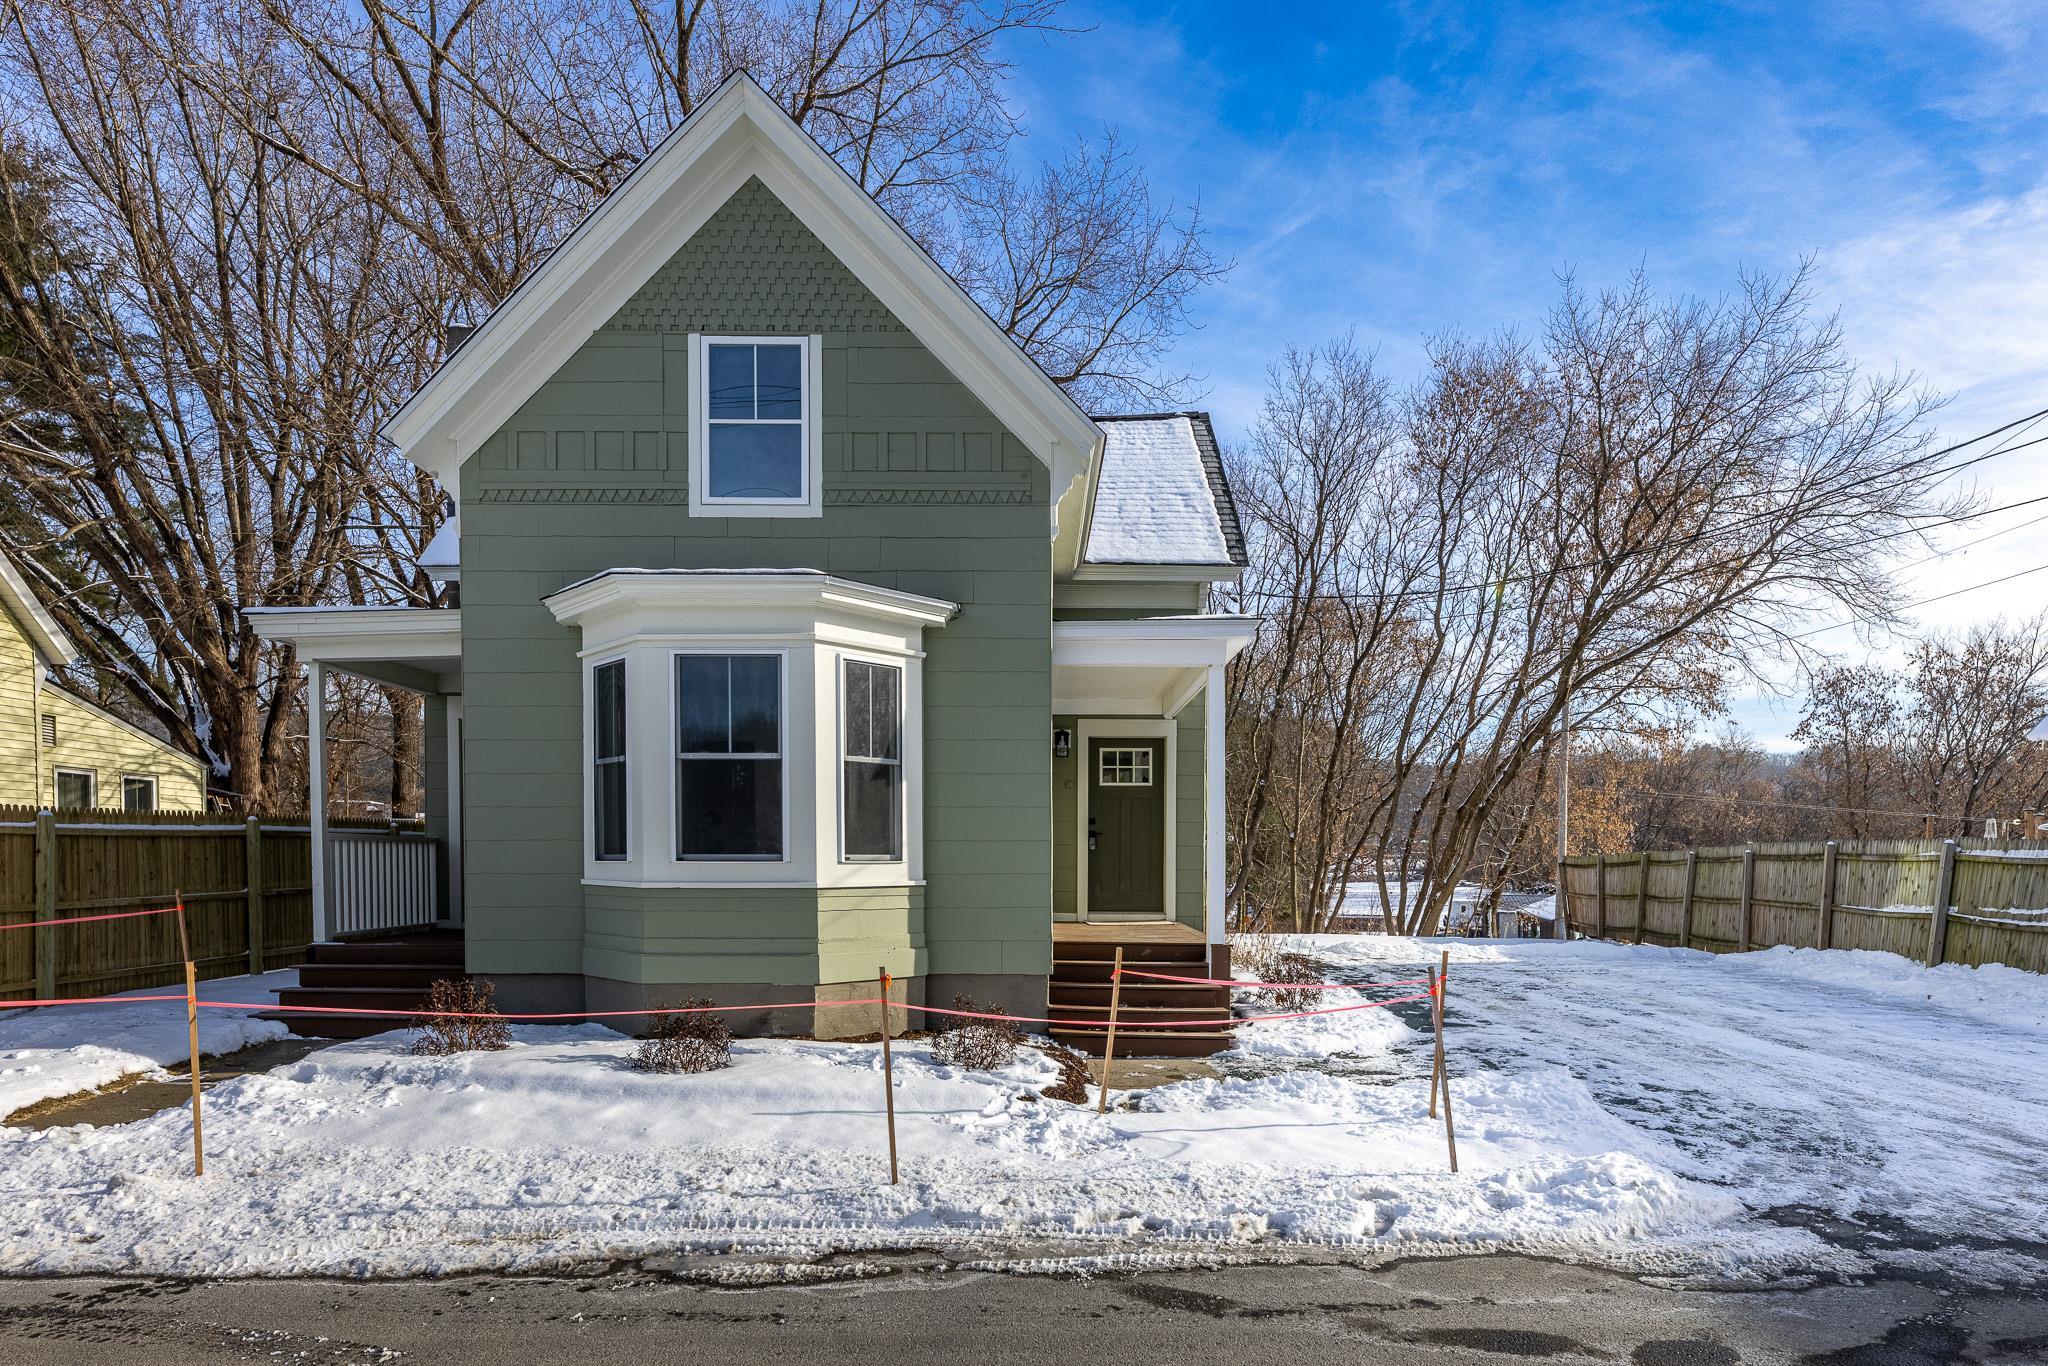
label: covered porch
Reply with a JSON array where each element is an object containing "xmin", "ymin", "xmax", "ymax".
[
  {"xmin": 1051, "ymin": 614, "xmax": 1255, "ymax": 946},
  {"xmin": 244, "ymin": 607, "xmax": 464, "ymax": 946}
]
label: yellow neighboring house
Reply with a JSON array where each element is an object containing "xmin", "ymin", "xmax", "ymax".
[{"xmin": 0, "ymin": 553, "xmax": 206, "ymax": 812}]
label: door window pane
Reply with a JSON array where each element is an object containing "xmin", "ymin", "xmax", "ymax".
[{"xmin": 677, "ymin": 654, "xmax": 782, "ymax": 859}]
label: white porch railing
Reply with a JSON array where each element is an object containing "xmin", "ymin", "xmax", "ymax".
[{"xmin": 327, "ymin": 829, "xmax": 440, "ymax": 938}]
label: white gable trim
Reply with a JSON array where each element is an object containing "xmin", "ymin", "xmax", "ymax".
[
  {"xmin": 382, "ymin": 74, "xmax": 1101, "ymax": 515},
  {"xmin": 0, "ymin": 552, "xmax": 77, "ymax": 667}
]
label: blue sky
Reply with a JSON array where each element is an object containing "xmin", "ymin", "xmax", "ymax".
[{"xmin": 1002, "ymin": 1, "xmax": 2048, "ymax": 744}]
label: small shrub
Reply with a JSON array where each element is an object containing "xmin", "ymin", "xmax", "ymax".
[
  {"xmin": 929, "ymin": 994, "xmax": 1023, "ymax": 1070},
  {"xmin": 410, "ymin": 977, "xmax": 511, "ymax": 1055},
  {"xmin": 1230, "ymin": 928, "xmax": 1281, "ymax": 982},
  {"xmin": 1037, "ymin": 1042, "xmax": 1094, "ymax": 1104},
  {"xmin": 1255, "ymin": 951, "xmax": 1324, "ymax": 1013},
  {"xmin": 632, "ymin": 998, "xmax": 733, "ymax": 1074}
]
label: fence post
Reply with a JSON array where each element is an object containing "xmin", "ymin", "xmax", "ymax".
[
  {"xmin": 244, "ymin": 817, "xmax": 266, "ymax": 976},
  {"xmin": 1635, "ymin": 851, "xmax": 1651, "ymax": 944},
  {"xmin": 33, "ymin": 809, "xmax": 57, "ymax": 1001},
  {"xmin": 1677, "ymin": 850, "xmax": 1697, "ymax": 949},
  {"xmin": 1817, "ymin": 840, "xmax": 1838, "ymax": 951},
  {"xmin": 1738, "ymin": 845, "xmax": 1756, "ymax": 952},
  {"xmin": 1926, "ymin": 840, "xmax": 1958, "ymax": 968},
  {"xmin": 1593, "ymin": 854, "xmax": 1607, "ymax": 941}
]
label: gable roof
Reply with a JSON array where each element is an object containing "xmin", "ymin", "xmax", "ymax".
[
  {"xmin": 382, "ymin": 72, "xmax": 1101, "ymax": 507},
  {"xmin": 0, "ymin": 550, "xmax": 78, "ymax": 666},
  {"xmin": 1081, "ymin": 412, "xmax": 1247, "ymax": 568}
]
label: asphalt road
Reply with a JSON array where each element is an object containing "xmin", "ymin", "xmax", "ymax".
[{"xmin": 1, "ymin": 1253, "xmax": 2043, "ymax": 1366}]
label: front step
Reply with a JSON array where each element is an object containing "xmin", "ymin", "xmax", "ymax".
[
  {"xmin": 261, "ymin": 934, "xmax": 467, "ymax": 1039},
  {"xmin": 1047, "ymin": 932, "xmax": 1233, "ymax": 1057}
]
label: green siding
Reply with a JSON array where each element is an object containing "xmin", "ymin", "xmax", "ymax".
[{"xmin": 460, "ymin": 176, "xmax": 1051, "ymax": 987}]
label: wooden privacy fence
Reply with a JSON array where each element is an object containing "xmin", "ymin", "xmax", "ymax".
[
  {"xmin": 0, "ymin": 808, "xmax": 438, "ymax": 1003},
  {"xmin": 1559, "ymin": 837, "xmax": 2048, "ymax": 974}
]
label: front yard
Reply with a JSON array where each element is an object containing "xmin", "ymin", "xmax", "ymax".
[{"xmin": 0, "ymin": 938, "xmax": 2042, "ymax": 1285}]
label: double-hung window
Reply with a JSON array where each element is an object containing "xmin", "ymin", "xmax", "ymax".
[
  {"xmin": 121, "ymin": 775, "xmax": 157, "ymax": 813},
  {"xmin": 676, "ymin": 654, "xmax": 783, "ymax": 859},
  {"xmin": 592, "ymin": 660, "xmax": 627, "ymax": 860},
  {"xmin": 55, "ymin": 768, "xmax": 94, "ymax": 809},
  {"xmin": 692, "ymin": 336, "xmax": 817, "ymax": 514},
  {"xmin": 841, "ymin": 659, "xmax": 903, "ymax": 860}
]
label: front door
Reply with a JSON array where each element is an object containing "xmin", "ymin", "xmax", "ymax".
[{"xmin": 1087, "ymin": 739, "xmax": 1167, "ymax": 918}]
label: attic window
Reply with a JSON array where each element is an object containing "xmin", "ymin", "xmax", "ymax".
[{"xmin": 688, "ymin": 335, "xmax": 821, "ymax": 517}]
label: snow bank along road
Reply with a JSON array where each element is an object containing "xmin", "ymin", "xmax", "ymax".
[{"xmin": 0, "ymin": 939, "xmax": 2040, "ymax": 1285}]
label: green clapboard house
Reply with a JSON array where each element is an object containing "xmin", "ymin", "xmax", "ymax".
[{"xmin": 247, "ymin": 74, "xmax": 1253, "ymax": 1053}]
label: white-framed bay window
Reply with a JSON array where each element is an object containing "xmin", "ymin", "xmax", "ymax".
[
  {"xmin": 687, "ymin": 334, "xmax": 823, "ymax": 518},
  {"xmin": 547, "ymin": 569, "xmax": 954, "ymax": 888}
]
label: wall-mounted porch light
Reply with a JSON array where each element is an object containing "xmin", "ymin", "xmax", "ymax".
[{"xmin": 1052, "ymin": 727, "xmax": 1073, "ymax": 759}]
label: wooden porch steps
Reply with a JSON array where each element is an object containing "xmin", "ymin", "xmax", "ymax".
[
  {"xmin": 260, "ymin": 930, "xmax": 466, "ymax": 1039},
  {"xmin": 1046, "ymin": 924, "xmax": 1233, "ymax": 1057}
]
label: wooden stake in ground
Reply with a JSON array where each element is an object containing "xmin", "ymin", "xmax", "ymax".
[
  {"xmin": 1433, "ymin": 948, "xmax": 1458, "ymax": 1174},
  {"xmin": 876, "ymin": 966, "xmax": 898, "ymax": 1185},
  {"xmin": 174, "ymin": 892, "xmax": 203, "ymax": 1178},
  {"xmin": 1096, "ymin": 946, "xmax": 1126, "ymax": 1114},
  {"xmin": 1427, "ymin": 965, "xmax": 1443, "ymax": 1118}
]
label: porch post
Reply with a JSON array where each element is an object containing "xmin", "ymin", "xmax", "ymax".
[
  {"xmin": 307, "ymin": 659, "xmax": 330, "ymax": 944},
  {"xmin": 1204, "ymin": 663, "xmax": 1226, "ymax": 944},
  {"xmin": 444, "ymin": 694, "xmax": 463, "ymax": 925}
]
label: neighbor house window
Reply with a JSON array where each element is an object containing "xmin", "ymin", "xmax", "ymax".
[
  {"xmin": 842, "ymin": 659, "xmax": 902, "ymax": 860},
  {"xmin": 592, "ymin": 659, "xmax": 627, "ymax": 860},
  {"xmin": 675, "ymin": 654, "xmax": 782, "ymax": 859},
  {"xmin": 121, "ymin": 775, "xmax": 157, "ymax": 813},
  {"xmin": 689, "ymin": 335, "xmax": 819, "ymax": 516},
  {"xmin": 55, "ymin": 768, "xmax": 94, "ymax": 809}
]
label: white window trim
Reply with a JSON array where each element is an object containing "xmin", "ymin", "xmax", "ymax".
[
  {"xmin": 837, "ymin": 653, "xmax": 906, "ymax": 865},
  {"xmin": 1073, "ymin": 719, "xmax": 1177, "ymax": 925},
  {"xmin": 671, "ymin": 647, "xmax": 792, "ymax": 864},
  {"xmin": 588, "ymin": 655, "xmax": 630, "ymax": 863},
  {"xmin": 687, "ymin": 333, "xmax": 824, "ymax": 518},
  {"xmin": 120, "ymin": 773, "xmax": 158, "ymax": 812},
  {"xmin": 54, "ymin": 766, "xmax": 96, "ymax": 809}
]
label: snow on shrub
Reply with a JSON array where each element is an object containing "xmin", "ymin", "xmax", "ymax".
[
  {"xmin": 632, "ymin": 999, "xmax": 733, "ymax": 1074},
  {"xmin": 929, "ymin": 994, "xmax": 1023, "ymax": 1070},
  {"xmin": 410, "ymin": 978, "xmax": 511, "ymax": 1055}
]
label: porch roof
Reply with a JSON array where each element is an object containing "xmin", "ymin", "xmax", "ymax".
[
  {"xmin": 244, "ymin": 606, "xmax": 462, "ymax": 695},
  {"xmin": 1051, "ymin": 614, "xmax": 1257, "ymax": 717}
]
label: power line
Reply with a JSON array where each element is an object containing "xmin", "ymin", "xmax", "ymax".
[
  {"xmin": 1614, "ymin": 783, "xmax": 1982, "ymax": 824},
  {"xmin": 1787, "ymin": 556, "xmax": 2048, "ymax": 643}
]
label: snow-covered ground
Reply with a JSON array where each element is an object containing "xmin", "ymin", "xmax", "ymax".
[
  {"xmin": 0, "ymin": 941, "xmax": 2040, "ymax": 1284},
  {"xmin": 0, "ymin": 972, "xmax": 294, "ymax": 1119}
]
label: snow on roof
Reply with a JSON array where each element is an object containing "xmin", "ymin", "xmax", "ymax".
[{"xmin": 1083, "ymin": 414, "xmax": 1243, "ymax": 566}]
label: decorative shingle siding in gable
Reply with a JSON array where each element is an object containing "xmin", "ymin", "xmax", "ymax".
[
  {"xmin": 608, "ymin": 178, "xmax": 906, "ymax": 335},
  {"xmin": 460, "ymin": 176, "xmax": 1053, "ymax": 1010}
]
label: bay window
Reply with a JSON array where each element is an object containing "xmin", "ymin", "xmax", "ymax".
[
  {"xmin": 842, "ymin": 659, "xmax": 902, "ymax": 860},
  {"xmin": 675, "ymin": 653, "xmax": 783, "ymax": 860}
]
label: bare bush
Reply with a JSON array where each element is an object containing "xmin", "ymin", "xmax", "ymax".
[
  {"xmin": 929, "ymin": 995, "xmax": 1023, "ymax": 1070},
  {"xmin": 410, "ymin": 978, "xmax": 511, "ymax": 1054},
  {"xmin": 1253, "ymin": 952, "xmax": 1323, "ymax": 1013},
  {"xmin": 1037, "ymin": 1042, "xmax": 1093, "ymax": 1104},
  {"xmin": 631, "ymin": 999, "xmax": 733, "ymax": 1074}
]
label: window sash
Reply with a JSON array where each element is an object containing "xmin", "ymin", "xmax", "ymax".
[
  {"xmin": 676, "ymin": 654, "xmax": 784, "ymax": 860},
  {"xmin": 842, "ymin": 659, "xmax": 903, "ymax": 860},
  {"xmin": 55, "ymin": 769, "xmax": 94, "ymax": 809},
  {"xmin": 703, "ymin": 340, "xmax": 806, "ymax": 504},
  {"xmin": 592, "ymin": 660, "xmax": 627, "ymax": 861},
  {"xmin": 121, "ymin": 776, "xmax": 157, "ymax": 813}
]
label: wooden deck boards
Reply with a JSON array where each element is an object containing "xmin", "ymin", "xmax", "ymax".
[{"xmin": 1052, "ymin": 921, "xmax": 1205, "ymax": 944}]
